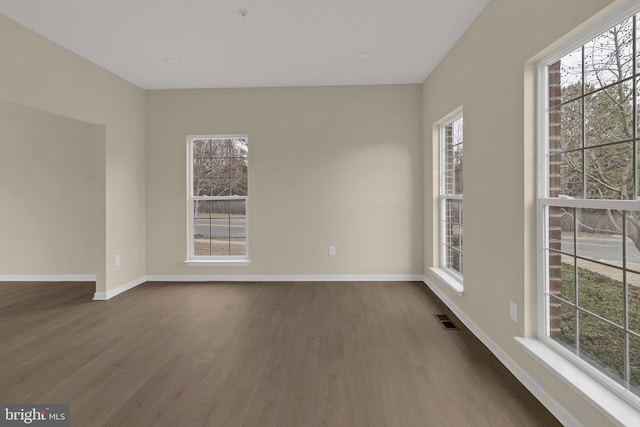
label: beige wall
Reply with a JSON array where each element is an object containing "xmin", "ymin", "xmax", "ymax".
[
  {"xmin": 0, "ymin": 100, "xmax": 96, "ymax": 275},
  {"xmin": 2, "ymin": 2, "xmax": 631, "ymax": 421},
  {"xmin": 423, "ymin": 0, "xmax": 624, "ymax": 425},
  {"xmin": 146, "ymin": 86, "xmax": 423, "ymax": 276},
  {"xmin": 0, "ymin": 14, "xmax": 146, "ymax": 293}
]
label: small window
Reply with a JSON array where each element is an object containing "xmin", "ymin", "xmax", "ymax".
[
  {"xmin": 188, "ymin": 135, "xmax": 248, "ymax": 262},
  {"xmin": 440, "ymin": 115, "xmax": 464, "ymax": 280},
  {"xmin": 539, "ymin": 12, "xmax": 640, "ymax": 402}
]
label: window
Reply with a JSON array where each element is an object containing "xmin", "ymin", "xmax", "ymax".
[
  {"xmin": 188, "ymin": 135, "xmax": 248, "ymax": 263},
  {"xmin": 539, "ymin": 12, "xmax": 640, "ymax": 403},
  {"xmin": 440, "ymin": 115, "xmax": 463, "ymax": 280}
]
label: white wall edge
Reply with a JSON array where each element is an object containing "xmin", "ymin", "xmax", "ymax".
[
  {"xmin": 422, "ymin": 277, "xmax": 583, "ymax": 427},
  {"xmin": 93, "ymin": 276, "xmax": 147, "ymax": 300},
  {"xmin": 146, "ymin": 274, "xmax": 424, "ymax": 282},
  {"xmin": 0, "ymin": 275, "xmax": 96, "ymax": 282}
]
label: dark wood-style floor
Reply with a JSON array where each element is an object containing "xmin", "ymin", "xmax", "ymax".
[{"xmin": 0, "ymin": 281, "xmax": 560, "ymax": 426}]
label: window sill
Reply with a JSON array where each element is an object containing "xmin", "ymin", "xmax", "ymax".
[
  {"xmin": 429, "ymin": 267, "xmax": 464, "ymax": 295},
  {"xmin": 515, "ymin": 337, "xmax": 640, "ymax": 426},
  {"xmin": 184, "ymin": 259, "xmax": 250, "ymax": 267}
]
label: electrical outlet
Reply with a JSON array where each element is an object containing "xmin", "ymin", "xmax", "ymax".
[
  {"xmin": 115, "ymin": 255, "xmax": 121, "ymax": 266},
  {"xmin": 328, "ymin": 246, "xmax": 336, "ymax": 256},
  {"xmin": 510, "ymin": 302, "xmax": 518, "ymax": 322}
]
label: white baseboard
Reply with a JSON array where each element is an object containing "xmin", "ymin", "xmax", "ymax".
[
  {"xmin": 93, "ymin": 276, "xmax": 147, "ymax": 301},
  {"xmin": 422, "ymin": 277, "xmax": 582, "ymax": 427},
  {"xmin": 0, "ymin": 275, "xmax": 96, "ymax": 282},
  {"xmin": 145, "ymin": 274, "xmax": 424, "ymax": 282},
  {"xmin": 92, "ymin": 274, "xmax": 422, "ymax": 300}
]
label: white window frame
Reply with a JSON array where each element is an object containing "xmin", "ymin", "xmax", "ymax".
[
  {"xmin": 535, "ymin": 3, "xmax": 640, "ymax": 414},
  {"xmin": 430, "ymin": 110, "xmax": 464, "ymax": 293},
  {"xmin": 186, "ymin": 134, "xmax": 249, "ymax": 266}
]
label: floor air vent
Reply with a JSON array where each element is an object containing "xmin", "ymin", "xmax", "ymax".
[{"xmin": 434, "ymin": 314, "xmax": 458, "ymax": 330}]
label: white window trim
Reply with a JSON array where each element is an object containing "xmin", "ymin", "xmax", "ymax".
[
  {"xmin": 517, "ymin": 337, "xmax": 640, "ymax": 426},
  {"xmin": 184, "ymin": 259, "xmax": 250, "ymax": 267},
  {"xmin": 437, "ymin": 111, "xmax": 464, "ymax": 290},
  {"xmin": 534, "ymin": 2, "xmax": 640, "ymax": 419},
  {"xmin": 186, "ymin": 134, "xmax": 249, "ymax": 265},
  {"xmin": 429, "ymin": 267, "xmax": 464, "ymax": 295}
]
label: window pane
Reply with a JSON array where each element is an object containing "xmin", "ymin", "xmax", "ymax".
[
  {"xmin": 211, "ymin": 157, "xmax": 230, "ymax": 177},
  {"xmin": 444, "ymin": 198, "xmax": 463, "ymax": 276},
  {"xmin": 560, "ymin": 99, "xmax": 583, "ymax": 150},
  {"xmin": 194, "ymin": 239, "xmax": 211, "ymax": 256},
  {"xmin": 625, "ymin": 212, "xmax": 640, "ymax": 268},
  {"xmin": 230, "ymin": 238, "xmax": 247, "ymax": 256},
  {"xmin": 579, "ymin": 311, "xmax": 625, "ymax": 385},
  {"xmin": 453, "ymin": 163, "xmax": 463, "ymax": 195},
  {"xmin": 445, "ymin": 199, "xmax": 462, "ymax": 229},
  {"xmin": 548, "ymin": 251, "xmax": 576, "ymax": 303},
  {"xmin": 446, "ymin": 247, "xmax": 462, "ymax": 275},
  {"xmin": 630, "ymin": 333, "xmax": 640, "ymax": 394},
  {"xmin": 211, "ymin": 240, "xmax": 230, "ymax": 256},
  {"xmin": 194, "ymin": 200, "xmax": 210, "ymax": 221},
  {"xmin": 231, "ymin": 138, "xmax": 248, "ymax": 157},
  {"xmin": 211, "ymin": 139, "xmax": 230, "ymax": 157},
  {"xmin": 626, "ymin": 271, "xmax": 640, "ymax": 335},
  {"xmin": 193, "ymin": 139, "xmax": 210, "ymax": 158},
  {"xmin": 576, "ymin": 209, "xmax": 623, "ymax": 263},
  {"xmin": 558, "ymin": 47, "xmax": 583, "ymax": 103},
  {"xmin": 444, "ymin": 143, "xmax": 454, "ymax": 195},
  {"xmin": 230, "ymin": 177, "xmax": 248, "ymax": 196},
  {"xmin": 577, "ymin": 258, "xmax": 624, "ymax": 326},
  {"xmin": 211, "ymin": 201, "xmax": 230, "ymax": 236},
  {"xmin": 194, "ymin": 201, "xmax": 211, "ymax": 256},
  {"xmin": 445, "ymin": 200, "xmax": 462, "ymax": 250},
  {"xmin": 584, "ymin": 17, "xmax": 634, "ymax": 93},
  {"xmin": 211, "ymin": 201, "xmax": 230, "ymax": 256},
  {"xmin": 230, "ymin": 200, "xmax": 247, "ymax": 256},
  {"xmin": 549, "ymin": 296, "xmax": 576, "ymax": 350},
  {"xmin": 194, "ymin": 177, "xmax": 211, "ymax": 197},
  {"xmin": 229, "ymin": 199, "xmax": 246, "ymax": 216},
  {"xmin": 548, "ymin": 207, "xmax": 574, "ymax": 254},
  {"xmin": 443, "ymin": 117, "xmax": 463, "ymax": 196},
  {"xmin": 561, "ymin": 151, "xmax": 583, "ymax": 198},
  {"xmin": 585, "ymin": 142, "xmax": 633, "ymax": 200},
  {"xmin": 212, "ymin": 176, "xmax": 230, "ymax": 196},
  {"xmin": 585, "ymin": 81, "xmax": 633, "ymax": 147},
  {"xmin": 230, "ymin": 157, "xmax": 248, "ymax": 177}
]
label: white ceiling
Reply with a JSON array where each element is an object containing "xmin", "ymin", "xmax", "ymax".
[{"xmin": 0, "ymin": 0, "xmax": 489, "ymax": 90}]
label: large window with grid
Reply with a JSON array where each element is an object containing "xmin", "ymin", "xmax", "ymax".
[
  {"xmin": 539, "ymin": 11, "xmax": 640, "ymax": 403},
  {"xmin": 188, "ymin": 135, "xmax": 248, "ymax": 261},
  {"xmin": 440, "ymin": 115, "xmax": 463, "ymax": 279}
]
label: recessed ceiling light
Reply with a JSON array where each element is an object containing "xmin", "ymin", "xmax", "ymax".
[
  {"xmin": 357, "ymin": 53, "xmax": 371, "ymax": 60},
  {"xmin": 164, "ymin": 57, "xmax": 182, "ymax": 65}
]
